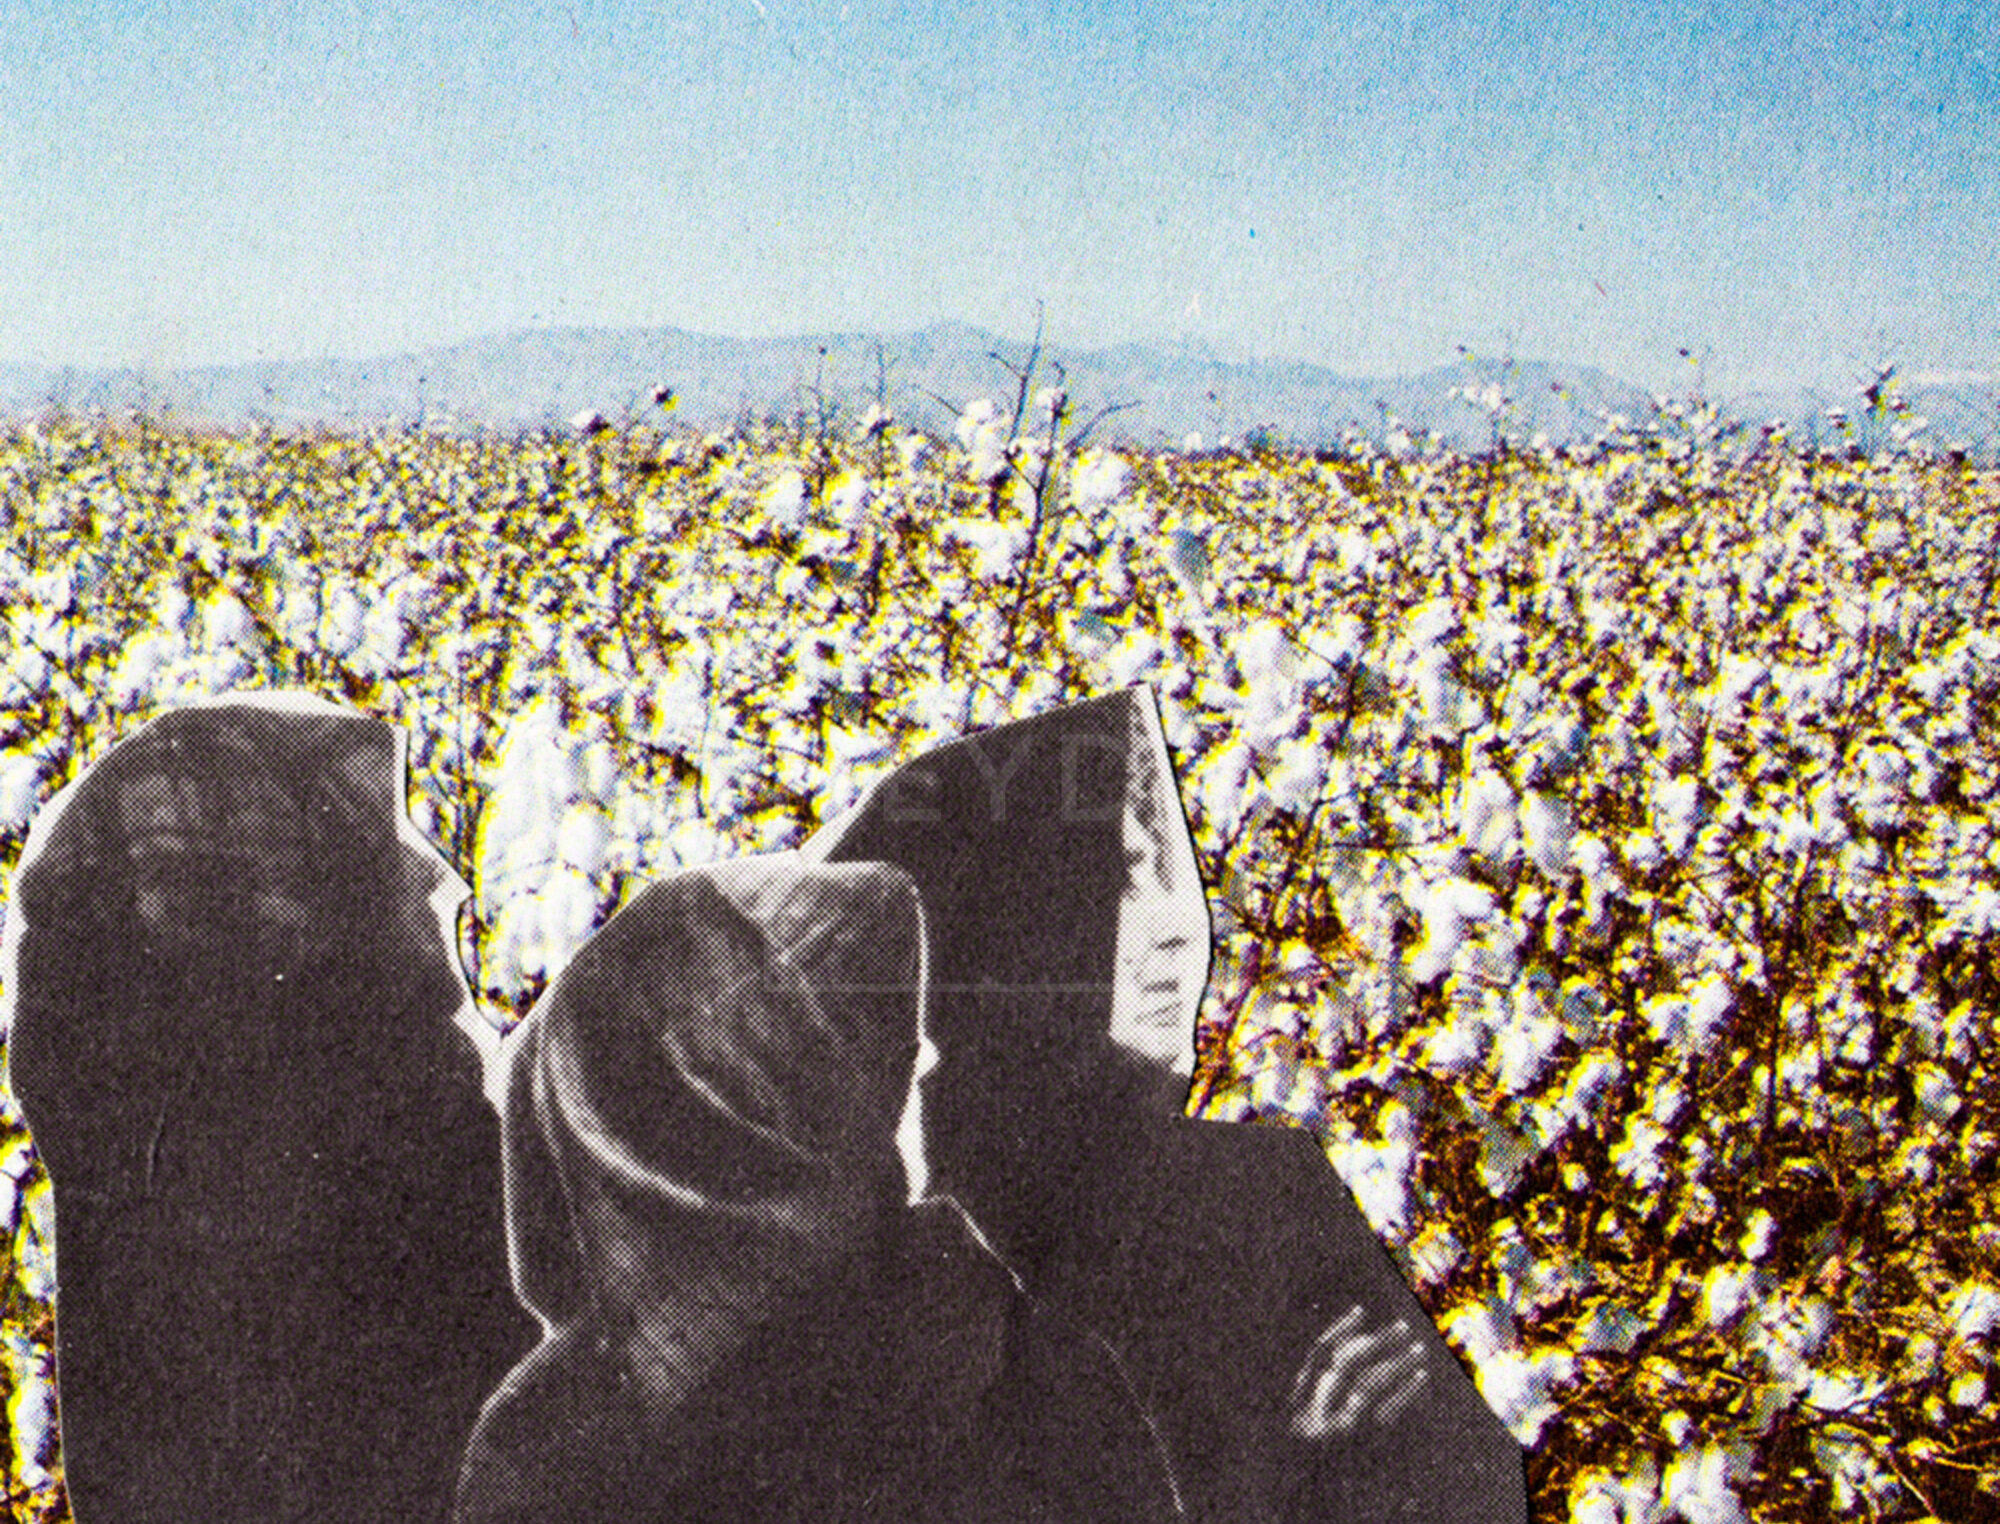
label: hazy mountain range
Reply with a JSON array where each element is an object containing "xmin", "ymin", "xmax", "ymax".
[{"xmin": 3, "ymin": 323, "xmax": 1994, "ymax": 452}]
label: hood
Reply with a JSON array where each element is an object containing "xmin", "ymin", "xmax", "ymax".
[
  {"xmin": 498, "ymin": 854, "xmax": 924, "ymax": 1402},
  {"xmin": 799, "ymin": 686, "xmax": 1212, "ymax": 1265}
]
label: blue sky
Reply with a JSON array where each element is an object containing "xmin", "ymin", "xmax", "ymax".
[{"xmin": 3, "ymin": 0, "xmax": 1993, "ymax": 390}]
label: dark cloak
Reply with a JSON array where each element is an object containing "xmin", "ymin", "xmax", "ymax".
[
  {"xmin": 2, "ymin": 697, "xmax": 532, "ymax": 1523},
  {"xmin": 454, "ymin": 856, "xmax": 1180, "ymax": 1523},
  {"xmin": 801, "ymin": 687, "xmax": 1531, "ymax": 1523}
]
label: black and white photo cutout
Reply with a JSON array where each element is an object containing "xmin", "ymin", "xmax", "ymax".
[
  {"xmin": 452, "ymin": 853, "xmax": 1181, "ymax": 1523},
  {"xmin": 804, "ymin": 684, "xmax": 1531, "ymax": 1523},
  {"xmin": 0, "ymin": 692, "xmax": 532, "ymax": 1524}
]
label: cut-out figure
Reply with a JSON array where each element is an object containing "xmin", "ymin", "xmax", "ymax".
[
  {"xmin": 1, "ymin": 694, "xmax": 533, "ymax": 1523},
  {"xmin": 453, "ymin": 855, "xmax": 1181, "ymax": 1523},
  {"xmin": 802, "ymin": 686, "xmax": 1531, "ymax": 1523}
]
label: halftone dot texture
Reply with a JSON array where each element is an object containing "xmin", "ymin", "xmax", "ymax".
[
  {"xmin": 462, "ymin": 857, "xmax": 923, "ymax": 1515},
  {"xmin": 4, "ymin": 698, "xmax": 526, "ymax": 1524},
  {"xmin": 11, "ymin": 702, "xmax": 433, "ymax": 978}
]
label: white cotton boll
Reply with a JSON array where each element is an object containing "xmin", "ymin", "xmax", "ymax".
[
  {"xmin": 0, "ymin": 1148, "xmax": 15, "ymax": 1229},
  {"xmin": 1740, "ymin": 1210, "xmax": 1778, "ymax": 1262},
  {"xmin": 1913, "ymin": 1062, "xmax": 1961, "ymax": 1120},
  {"xmin": 760, "ymin": 471, "xmax": 809, "ymax": 532},
  {"xmin": 320, "ymin": 584, "xmax": 367, "ymax": 659},
  {"xmin": 1567, "ymin": 1483, "xmax": 1625, "ymax": 1524},
  {"xmin": 1094, "ymin": 628, "xmax": 1164, "ymax": 690},
  {"xmin": 1950, "ymin": 1281, "xmax": 2000, "ymax": 1342},
  {"xmin": 25, "ymin": 566, "xmax": 75, "ymax": 615},
  {"xmin": 16, "ymin": 1176, "xmax": 54, "ymax": 1274},
  {"xmin": 1905, "ymin": 659, "xmax": 1953, "ymax": 706},
  {"xmin": 1706, "ymin": 653, "xmax": 1769, "ymax": 716},
  {"xmin": 1234, "ymin": 618, "xmax": 1297, "ymax": 684},
  {"xmin": 357, "ymin": 594, "xmax": 407, "ymax": 673},
  {"xmin": 965, "ymin": 432, "xmax": 1010, "ymax": 484},
  {"xmin": 478, "ymin": 702, "xmax": 578, "ymax": 895},
  {"xmin": 896, "ymin": 676, "xmax": 967, "ymax": 746},
  {"xmin": 1945, "ymin": 886, "xmax": 2000, "ymax": 941},
  {"xmin": 202, "ymin": 591, "xmax": 255, "ymax": 649},
  {"xmin": 1558, "ymin": 1052, "xmax": 1623, "ymax": 1131},
  {"xmin": 1701, "ymin": 1266, "xmax": 1754, "ymax": 1331},
  {"xmin": 1475, "ymin": 1347, "xmax": 1571, "ymax": 1446},
  {"xmin": 955, "ymin": 399, "xmax": 1010, "ymax": 483},
  {"xmin": 1319, "ymin": 611, "xmax": 1366, "ymax": 666},
  {"xmin": 554, "ymin": 805, "xmax": 611, "ymax": 876},
  {"xmin": 1642, "ymin": 993, "xmax": 1690, "ymax": 1049},
  {"xmin": 1240, "ymin": 678, "xmax": 1302, "ymax": 755},
  {"xmin": 1440, "ymin": 1298, "xmax": 1516, "ymax": 1367},
  {"xmin": 1685, "ymin": 973, "xmax": 1734, "ymax": 1048},
  {"xmin": 1610, "ymin": 1114, "xmax": 1670, "ymax": 1190},
  {"xmin": 824, "ymin": 723, "xmax": 897, "ymax": 781},
  {"xmin": 0, "ymin": 638, "xmax": 47, "ymax": 708},
  {"xmin": 1068, "ymin": 450, "xmax": 1129, "ymax": 510},
  {"xmin": 1661, "ymin": 1446, "xmax": 1750, "ymax": 1524},
  {"xmin": 535, "ymin": 869, "xmax": 604, "ymax": 983},
  {"xmin": 1406, "ymin": 876, "xmax": 1495, "ymax": 985},
  {"xmin": 941, "ymin": 519, "xmax": 1029, "ymax": 580},
  {"xmin": 1649, "ymin": 1078, "xmax": 1688, "ymax": 1128},
  {"xmin": 663, "ymin": 817, "xmax": 728, "ymax": 869},
  {"xmin": 5, "ymin": 1340, "xmax": 54, "ymax": 1491},
  {"xmin": 1518, "ymin": 791, "xmax": 1572, "ymax": 876},
  {"xmin": 0, "ymin": 752, "xmax": 42, "ymax": 832},
  {"xmin": 276, "ymin": 573, "xmax": 321, "ymax": 650},
  {"xmin": 197, "ymin": 646, "xmax": 254, "ymax": 692},
  {"xmin": 1655, "ymin": 774, "xmax": 1700, "ymax": 855},
  {"xmin": 1460, "ymin": 771, "xmax": 1520, "ymax": 864},
  {"xmin": 772, "ymin": 568, "xmax": 811, "ymax": 615},
  {"xmin": 1324, "ymin": 1138, "xmax": 1415, "ymax": 1239},
  {"xmin": 650, "ymin": 661, "xmax": 714, "ymax": 754},
  {"xmin": 955, "ymin": 397, "xmax": 999, "ymax": 452},
  {"xmin": 1424, "ymin": 1008, "xmax": 1487, "ymax": 1076},
  {"xmin": 578, "ymin": 737, "xmax": 618, "ymax": 802},
  {"xmin": 1623, "ymin": 830, "xmax": 1664, "ymax": 872},
  {"xmin": 1805, "ymin": 1368, "xmax": 1887, "ymax": 1417},
  {"xmin": 154, "ymin": 581, "xmax": 193, "ymax": 634},
  {"xmin": 1407, "ymin": 597, "xmax": 1458, "ymax": 649},
  {"xmin": 826, "ymin": 473, "xmax": 871, "ymax": 527},
  {"xmin": 1330, "ymin": 527, "xmax": 1376, "ymax": 578},
  {"xmin": 1189, "ymin": 732, "xmax": 1255, "ymax": 831},
  {"xmin": 1406, "ymin": 919, "xmax": 1464, "ymax": 987},
  {"xmin": 103, "ymin": 631, "xmax": 174, "ymax": 708},
  {"xmin": 1570, "ymin": 832, "xmax": 1614, "ymax": 887},
  {"xmin": 1408, "ymin": 651, "xmax": 1463, "ymax": 737},
  {"xmin": 1494, "ymin": 1006, "xmax": 1562, "ymax": 1095},
  {"xmin": 1262, "ymin": 735, "xmax": 1326, "ymax": 814},
  {"xmin": 481, "ymin": 894, "xmax": 539, "ymax": 990}
]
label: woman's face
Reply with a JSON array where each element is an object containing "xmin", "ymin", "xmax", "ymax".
[{"xmin": 1106, "ymin": 796, "xmax": 1209, "ymax": 1077}]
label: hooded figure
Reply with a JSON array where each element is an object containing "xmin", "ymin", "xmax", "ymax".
[
  {"xmin": 801, "ymin": 687, "xmax": 1530, "ymax": 1524},
  {"xmin": 453, "ymin": 855, "xmax": 1179, "ymax": 1524},
  {"xmin": 1, "ymin": 694, "xmax": 532, "ymax": 1523}
]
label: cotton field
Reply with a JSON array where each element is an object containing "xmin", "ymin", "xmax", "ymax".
[{"xmin": 0, "ymin": 402, "xmax": 1996, "ymax": 1521}]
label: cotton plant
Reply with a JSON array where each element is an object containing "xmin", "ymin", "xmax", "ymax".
[{"xmin": 0, "ymin": 419, "xmax": 1996, "ymax": 1520}]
